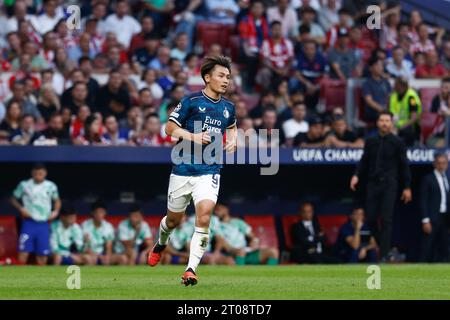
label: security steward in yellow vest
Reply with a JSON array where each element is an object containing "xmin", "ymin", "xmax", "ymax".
[{"xmin": 389, "ymin": 77, "xmax": 422, "ymax": 146}]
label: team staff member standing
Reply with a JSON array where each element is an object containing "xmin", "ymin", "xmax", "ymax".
[
  {"xmin": 10, "ymin": 163, "xmax": 61, "ymax": 265},
  {"xmin": 350, "ymin": 111, "xmax": 412, "ymax": 261},
  {"xmin": 419, "ymin": 153, "xmax": 450, "ymax": 262}
]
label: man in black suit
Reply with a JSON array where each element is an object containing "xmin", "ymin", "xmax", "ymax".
[
  {"xmin": 420, "ymin": 153, "xmax": 450, "ymax": 262},
  {"xmin": 290, "ymin": 202, "xmax": 329, "ymax": 264},
  {"xmin": 350, "ymin": 111, "xmax": 412, "ymax": 261}
]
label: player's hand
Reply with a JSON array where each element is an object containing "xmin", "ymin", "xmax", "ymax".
[
  {"xmin": 401, "ymin": 188, "xmax": 412, "ymax": 203},
  {"xmin": 355, "ymin": 220, "xmax": 363, "ymax": 230},
  {"xmin": 224, "ymin": 139, "xmax": 237, "ymax": 153},
  {"xmin": 358, "ymin": 248, "xmax": 367, "ymax": 260},
  {"xmin": 192, "ymin": 132, "xmax": 211, "ymax": 145},
  {"xmin": 20, "ymin": 208, "xmax": 31, "ymax": 219},
  {"xmin": 422, "ymin": 222, "xmax": 432, "ymax": 235},
  {"xmin": 350, "ymin": 175, "xmax": 359, "ymax": 191},
  {"xmin": 49, "ymin": 210, "xmax": 59, "ymax": 220}
]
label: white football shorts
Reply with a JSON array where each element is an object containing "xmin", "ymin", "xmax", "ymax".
[{"xmin": 167, "ymin": 173, "xmax": 220, "ymax": 212}]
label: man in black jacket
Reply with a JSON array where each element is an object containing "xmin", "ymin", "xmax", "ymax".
[
  {"xmin": 290, "ymin": 202, "xmax": 328, "ymax": 264},
  {"xmin": 419, "ymin": 153, "xmax": 450, "ymax": 262},
  {"xmin": 350, "ymin": 111, "xmax": 412, "ymax": 261}
]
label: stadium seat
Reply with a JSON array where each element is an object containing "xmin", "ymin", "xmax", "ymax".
[
  {"xmin": 281, "ymin": 215, "xmax": 300, "ymax": 250},
  {"xmin": 319, "ymin": 79, "xmax": 346, "ymax": 111},
  {"xmin": 420, "ymin": 112, "xmax": 442, "ymax": 144},
  {"xmin": 106, "ymin": 215, "xmax": 127, "ymax": 228},
  {"xmin": 0, "ymin": 216, "xmax": 18, "ymax": 259},
  {"xmin": 419, "ymin": 88, "xmax": 440, "ymax": 112},
  {"xmin": 243, "ymin": 215, "xmax": 279, "ymax": 249},
  {"xmin": 317, "ymin": 215, "xmax": 349, "ymax": 246},
  {"xmin": 196, "ymin": 22, "xmax": 232, "ymax": 53},
  {"xmin": 77, "ymin": 215, "xmax": 90, "ymax": 225}
]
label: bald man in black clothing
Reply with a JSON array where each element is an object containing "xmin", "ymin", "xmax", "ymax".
[{"xmin": 350, "ymin": 111, "xmax": 412, "ymax": 261}]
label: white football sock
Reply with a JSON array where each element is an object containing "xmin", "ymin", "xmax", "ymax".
[
  {"xmin": 186, "ymin": 227, "xmax": 210, "ymax": 273},
  {"xmin": 158, "ymin": 216, "xmax": 174, "ymax": 246}
]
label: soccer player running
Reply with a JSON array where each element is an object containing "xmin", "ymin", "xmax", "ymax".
[{"xmin": 147, "ymin": 56, "xmax": 237, "ymax": 286}]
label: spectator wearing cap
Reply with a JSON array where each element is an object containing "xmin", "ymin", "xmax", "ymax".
[
  {"xmin": 386, "ymin": 46, "xmax": 415, "ymax": 80},
  {"xmin": 293, "ymin": 116, "xmax": 325, "ymax": 147},
  {"xmin": 291, "ymin": 40, "xmax": 328, "ymax": 111},
  {"xmin": 362, "ymin": 58, "xmax": 392, "ymax": 125},
  {"xmin": 282, "ymin": 103, "xmax": 309, "ymax": 146},
  {"xmin": 389, "ymin": 77, "xmax": 422, "ymax": 147},
  {"xmin": 294, "ymin": 6, "xmax": 325, "ymax": 46},
  {"xmin": 324, "ymin": 115, "xmax": 364, "ymax": 148},
  {"xmin": 256, "ymin": 21, "xmax": 294, "ymax": 91},
  {"xmin": 238, "ymin": 0, "xmax": 270, "ymax": 88},
  {"xmin": 328, "ymin": 28, "xmax": 361, "ymax": 80},
  {"xmin": 266, "ymin": 0, "xmax": 298, "ymax": 38},
  {"xmin": 104, "ymin": 0, "xmax": 142, "ymax": 49}
]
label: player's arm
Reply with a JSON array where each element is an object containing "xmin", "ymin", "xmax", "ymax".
[
  {"xmin": 225, "ymin": 125, "xmax": 237, "ymax": 153},
  {"xmin": 10, "ymin": 196, "xmax": 30, "ymax": 218},
  {"xmin": 50, "ymin": 198, "xmax": 61, "ymax": 220},
  {"xmin": 165, "ymin": 120, "xmax": 211, "ymax": 145}
]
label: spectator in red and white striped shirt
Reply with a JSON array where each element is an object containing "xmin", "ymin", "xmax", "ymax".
[{"xmin": 256, "ymin": 21, "xmax": 294, "ymax": 90}]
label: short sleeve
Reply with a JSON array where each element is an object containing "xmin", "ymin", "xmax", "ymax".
[
  {"xmin": 50, "ymin": 183, "xmax": 59, "ymax": 200},
  {"xmin": 168, "ymin": 97, "xmax": 191, "ymax": 128},
  {"xmin": 141, "ymin": 223, "xmax": 152, "ymax": 240},
  {"xmin": 227, "ymin": 105, "xmax": 236, "ymax": 128},
  {"xmin": 105, "ymin": 223, "xmax": 115, "ymax": 241},
  {"xmin": 73, "ymin": 225, "xmax": 84, "ymax": 252},
  {"xmin": 362, "ymin": 80, "xmax": 371, "ymax": 97},
  {"xmin": 118, "ymin": 222, "xmax": 131, "ymax": 241},
  {"xmin": 239, "ymin": 220, "xmax": 252, "ymax": 236},
  {"xmin": 13, "ymin": 181, "xmax": 24, "ymax": 199}
]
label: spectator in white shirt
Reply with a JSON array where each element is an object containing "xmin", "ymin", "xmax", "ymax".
[
  {"xmin": 30, "ymin": 0, "xmax": 65, "ymax": 35},
  {"xmin": 318, "ymin": 0, "xmax": 340, "ymax": 32},
  {"xmin": 104, "ymin": 0, "xmax": 142, "ymax": 49},
  {"xmin": 267, "ymin": 0, "xmax": 298, "ymax": 38},
  {"xmin": 206, "ymin": 0, "xmax": 240, "ymax": 25},
  {"xmin": 282, "ymin": 103, "xmax": 309, "ymax": 146},
  {"xmin": 6, "ymin": 0, "xmax": 34, "ymax": 33},
  {"xmin": 386, "ymin": 46, "xmax": 415, "ymax": 80}
]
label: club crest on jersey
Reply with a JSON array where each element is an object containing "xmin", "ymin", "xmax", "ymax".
[
  {"xmin": 223, "ymin": 109, "xmax": 230, "ymax": 119},
  {"xmin": 174, "ymin": 103, "xmax": 181, "ymax": 112},
  {"xmin": 199, "ymin": 107, "xmax": 206, "ymax": 113}
]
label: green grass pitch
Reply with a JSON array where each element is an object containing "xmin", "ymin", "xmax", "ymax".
[{"xmin": 1, "ymin": 264, "xmax": 450, "ymax": 300}]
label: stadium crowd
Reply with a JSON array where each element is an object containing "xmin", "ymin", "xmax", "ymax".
[{"xmin": 0, "ymin": 0, "xmax": 449, "ymax": 148}]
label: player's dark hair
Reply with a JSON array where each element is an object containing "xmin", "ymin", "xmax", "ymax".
[
  {"xmin": 377, "ymin": 111, "xmax": 394, "ymax": 120},
  {"xmin": 78, "ymin": 56, "xmax": 91, "ymax": 66},
  {"xmin": 128, "ymin": 203, "xmax": 142, "ymax": 214},
  {"xmin": 200, "ymin": 55, "xmax": 232, "ymax": 82},
  {"xmin": 32, "ymin": 162, "xmax": 46, "ymax": 171},
  {"xmin": 91, "ymin": 199, "xmax": 107, "ymax": 211},
  {"xmin": 60, "ymin": 203, "xmax": 77, "ymax": 216},
  {"xmin": 270, "ymin": 20, "xmax": 282, "ymax": 28},
  {"xmin": 434, "ymin": 152, "xmax": 448, "ymax": 161},
  {"xmin": 299, "ymin": 24, "xmax": 311, "ymax": 35}
]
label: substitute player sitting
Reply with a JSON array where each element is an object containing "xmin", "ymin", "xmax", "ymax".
[
  {"xmin": 50, "ymin": 205, "xmax": 93, "ymax": 265},
  {"xmin": 82, "ymin": 200, "xmax": 128, "ymax": 265},
  {"xmin": 214, "ymin": 203, "xmax": 279, "ymax": 265},
  {"xmin": 114, "ymin": 204, "xmax": 153, "ymax": 265},
  {"xmin": 147, "ymin": 56, "xmax": 238, "ymax": 286}
]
